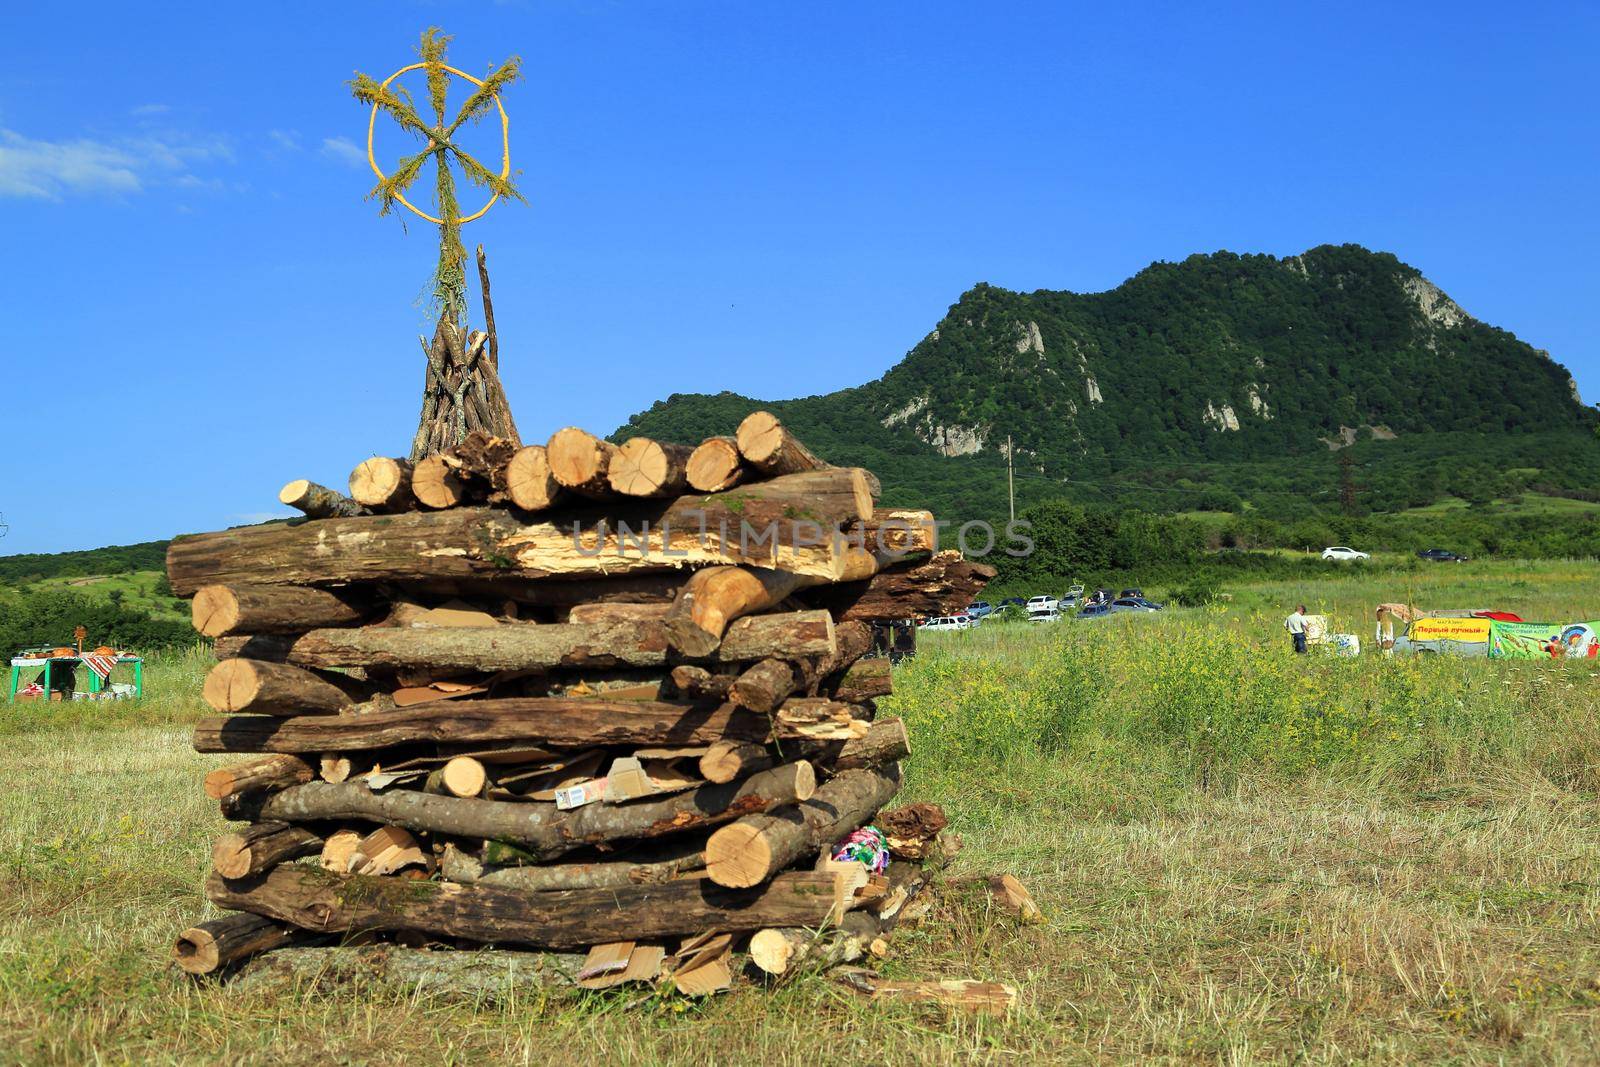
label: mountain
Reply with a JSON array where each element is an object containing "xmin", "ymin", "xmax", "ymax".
[{"xmin": 614, "ymin": 245, "xmax": 1599, "ymax": 522}]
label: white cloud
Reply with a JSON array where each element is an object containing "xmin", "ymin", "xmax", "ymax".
[
  {"xmin": 268, "ymin": 128, "xmax": 302, "ymax": 152},
  {"xmin": 0, "ymin": 128, "xmax": 233, "ymax": 200},
  {"xmin": 320, "ymin": 135, "xmax": 366, "ymax": 167},
  {"xmin": 131, "ymin": 103, "xmax": 171, "ymax": 117}
]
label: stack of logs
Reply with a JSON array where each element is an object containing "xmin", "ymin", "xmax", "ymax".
[{"xmin": 171, "ymin": 412, "xmax": 992, "ymax": 990}]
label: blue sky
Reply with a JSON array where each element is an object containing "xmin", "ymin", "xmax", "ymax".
[{"xmin": 2, "ymin": 1, "xmax": 1597, "ymax": 555}]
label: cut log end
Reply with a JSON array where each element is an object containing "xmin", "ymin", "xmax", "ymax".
[
  {"xmin": 736, "ymin": 411, "xmax": 787, "ymax": 465},
  {"xmin": 413, "ymin": 455, "xmax": 466, "ymax": 509},
  {"xmin": 608, "ymin": 438, "xmax": 692, "ymax": 497},
  {"xmin": 349, "ymin": 457, "xmax": 412, "ymax": 509},
  {"xmin": 191, "ymin": 585, "xmax": 241, "ymax": 638},
  {"xmin": 277, "ymin": 479, "xmax": 311, "ymax": 507},
  {"xmin": 687, "ymin": 436, "xmax": 744, "ymax": 493},
  {"xmin": 703, "ymin": 822, "xmax": 776, "ymax": 889},
  {"xmin": 749, "ymin": 928, "xmax": 800, "ymax": 975},
  {"xmin": 504, "ymin": 445, "xmax": 560, "ymax": 511},
  {"xmin": 440, "ymin": 756, "xmax": 487, "ymax": 798},
  {"xmin": 546, "ymin": 427, "xmax": 617, "ymax": 496},
  {"xmin": 202, "ymin": 658, "xmax": 260, "ymax": 713}
]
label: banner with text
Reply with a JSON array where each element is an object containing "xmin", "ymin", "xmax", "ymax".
[{"xmin": 1487, "ymin": 621, "xmax": 1600, "ymax": 660}]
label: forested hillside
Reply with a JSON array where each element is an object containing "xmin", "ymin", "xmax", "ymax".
[{"xmin": 615, "ymin": 245, "xmax": 1600, "ymax": 524}]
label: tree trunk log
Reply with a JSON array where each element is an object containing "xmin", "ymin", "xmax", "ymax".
[
  {"xmin": 213, "ymin": 822, "xmax": 323, "ymax": 879},
  {"xmin": 843, "ymin": 508, "xmax": 938, "ymax": 558},
  {"xmin": 206, "ymin": 864, "xmax": 873, "ymax": 950},
  {"xmin": 503, "ymin": 445, "xmax": 561, "ymax": 512},
  {"xmin": 608, "ymin": 438, "xmax": 695, "ymax": 497},
  {"xmin": 546, "ymin": 427, "xmax": 619, "ymax": 497},
  {"xmin": 802, "ymin": 550, "xmax": 996, "ymax": 621},
  {"xmin": 440, "ymin": 839, "xmax": 706, "ymax": 890},
  {"xmin": 686, "ymin": 436, "xmax": 745, "ymax": 492},
  {"xmin": 277, "ymin": 480, "xmax": 366, "ymax": 520},
  {"xmin": 193, "ymin": 697, "xmax": 786, "ymax": 754},
  {"xmin": 412, "ymin": 454, "xmax": 466, "ymax": 509},
  {"xmin": 736, "ymin": 411, "xmax": 828, "ymax": 476},
  {"xmin": 190, "ymin": 584, "xmax": 367, "ymax": 638},
  {"xmin": 830, "ymin": 657, "xmax": 892, "ymax": 702},
  {"xmin": 203, "ymin": 754, "xmax": 315, "ymax": 800},
  {"xmin": 243, "ymin": 762, "xmax": 814, "ymax": 860},
  {"xmin": 166, "ymin": 494, "xmax": 865, "ymax": 596},
  {"xmin": 268, "ymin": 610, "xmax": 834, "ymax": 674},
  {"xmin": 708, "ymin": 717, "xmax": 909, "ymax": 783},
  {"xmin": 704, "ymin": 764, "xmax": 901, "ymax": 887},
  {"xmin": 202, "ymin": 659, "xmax": 366, "ymax": 716},
  {"xmin": 173, "ymin": 912, "xmax": 297, "ymax": 976},
  {"xmin": 663, "ymin": 557, "xmax": 874, "ymax": 657},
  {"xmin": 669, "ymin": 665, "xmax": 736, "ymax": 701},
  {"xmin": 729, "ymin": 659, "xmax": 797, "ymax": 714},
  {"xmin": 348, "ymin": 457, "xmax": 415, "ymax": 512},
  {"xmin": 699, "ymin": 740, "xmax": 771, "ymax": 784}
]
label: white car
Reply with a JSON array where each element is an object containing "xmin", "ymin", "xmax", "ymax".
[
  {"xmin": 1321, "ymin": 546, "xmax": 1370, "ymax": 561},
  {"xmin": 1028, "ymin": 608, "xmax": 1063, "ymax": 623},
  {"xmin": 1026, "ymin": 595, "xmax": 1059, "ymax": 615},
  {"xmin": 918, "ymin": 615, "xmax": 971, "ymax": 632}
]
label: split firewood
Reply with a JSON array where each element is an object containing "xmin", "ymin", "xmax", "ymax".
[
  {"xmin": 786, "ymin": 716, "xmax": 911, "ymax": 774},
  {"xmin": 191, "ymin": 584, "xmax": 367, "ymax": 638},
  {"xmin": 203, "ymin": 754, "xmax": 314, "ymax": 801},
  {"xmin": 704, "ymin": 764, "xmax": 901, "ymax": 888},
  {"xmin": 240, "ymin": 761, "xmax": 816, "ymax": 860},
  {"xmin": 736, "ymin": 411, "xmax": 828, "ymax": 476},
  {"xmin": 503, "ymin": 444, "xmax": 562, "ymax": 512},
  {"xmin": 201, "ymin": 659, "xmax": 366, "ymax": 716},
  {"xmin": 608, "ymin": 437, "xmax": 695, "ymax": 497},
  {"xmin": 804, "ymin": 549, "xmax": 996, "ymax": 622},
  {"xmin": 564, "ymin": 602, "xmax": 672, "ymax": 625},
  {"xmin": 206, "ymin": 865, "xmax": 879, "ymax": 950},
  {"xmin": 546, "ymin": 427, "xmax": 619, "ymax": 497},
  {"xmin": 349, "ymin": 826, "xmax": 429, "ymax": 876},
  {"xmin": 319, "ymin": 828, "xmax": 362, "ymax": 872},
  {"xmin": 686, "ymin": 436, "xmax": 745, "ymax": 492},
  {"xmin": 440, "ymin": 838, "xmax": 707, "ymax": 890},
  {"xmin": 834, "ymin": 972, "xmax": 1018, "ymax": 1016},
  {"xmin": 348, "ymin": 456, "xmax": 416, "ymax": 512},
  {"xmin": 212, "ymin": 822, "xmax": 322, "ymax": 879},
  {"xmin": 173, "ymin": 912, "xmax": 297, "ymax": 976},
  {"xmin": 277, "ymin": 479, "xmax": 367, "ymax": 520},
  {"xmin": 987, "ymin": 874, "xmax": 1043, "ymax": 922},
  {"xmin": 772, "ymin": 698, "xmax": 869, "ymax": 741}
]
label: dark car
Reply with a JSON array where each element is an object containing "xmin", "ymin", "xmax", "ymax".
[
  {"xmin": 1109, "ymin": 597, "xmax": 1163, "ymax": 613},
  {"xmin": 1119, "ymin": 588, "xmax": 1144, "ymax": 599},
  {"xmin": 1418, "ymin": 548, "xmax": 1468, "ymax": 563},
  {"xmin": 1075, "ymin": 602, "xmax": 1113, "ymax": 620},
  {"xmin": 998, "ymin": 597, "xmax": 1026, "ymax": 609}
]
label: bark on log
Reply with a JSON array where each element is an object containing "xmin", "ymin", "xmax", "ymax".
[
  {"xmin": 213, "ymin": 821, "xmax": 323, "ymax": 879},
  {"xmin": 503, "ymin": 445, "xmax": 561, "ymax": 512},
  {"xmin": 788, "ymin": 717, "xmax": 910, "ymax": 774},
  {"xmin": 173, "ymin": 912, "xmax": 297, "ymax": 976},
  {"xmin": 191, "ymin": 584, "xmax": 367, "ymax": 638},
  {"xmin": 207, "ymin": 865, "xmax": 873, "ymax": 950},
  {"xmin": 269, "ymin": 610, "xmax": 835, "ymax": 674},
  {"xmin": 693, "ymin": 467, "xmax": 876, "ymax": 533},
  {"xmin": 843, "ymin": 508, "xmax": 938, "ymax": 558},
  {"xmin": 750, "ymin": 860, "xmax": 931, "ymax": 976},
  {"xmin": 412, "ymin": 454, "xmax": 466, "ymax": 509},
  {"xmin": 244, "ymin": 762, "xmax": 815, "ymax": 860},
  {"xmin": 440, "ymin": 839, "xmax": 706, "ymax": 890},
  {"xmin": 670, "ymin": 665, "xmax": 736, "ymax": 701},
  {"xmin": 166, "ymin": 493, "xmax": 864, "ymax": 596},
  {"xmin": 348, "ymin": 457, "xmax": 415, "ymax": 512},
  {"xmin": 608, "ymin": 438, "xmax": 695, "ymax": 497},
  {"xmin": 546, "ymin": 427, "xmax": 619, "ymax": 498},
  {"xmin": 211, "ymin": 635, "xmax": 294, "ymax": 662},
  {"xmin": 663, "ymin": 558, "xmax": 874, "ymax": 657},
  {"xmin": 686, "ymin": 436, "xmax": 745, "ymax": 493},
  {"xmin": 202, "ymin": 659, "xmax": 364, "ymax": 716},
  {"xmin": 736, "ymin": 411, "xmax": 828, "ymax": 476},
  {"xmin": 802, "ymin": 550, "xmax": 996, "ymax": 622},
  {"xmin": 729, "ymin": 658, "xmax": 797, "ymax": 714},
  {"xmin": 704, "ymin": 764, "xmax": 902, "ymax": 887},
  {"xmin": 830, "ymin": 657, "xmax": 893, "ymax": 703},
  {"xmin": 277, "ymin": 480, "xmax": 366, "ymax": 520},
  {"xmin": 792, "ymin": 620, "xmax": 876, "ymax": 695},
  {"xmin": 230, "ymin": 944, "xmax": 584, "ymax": 996},
  {"xmin": 204, "ymin": 754, "xmax": 315, "ymax": 800},
  {"xmin": 193, "ymin": 698, "xmax": 780, "ymax": 754}
]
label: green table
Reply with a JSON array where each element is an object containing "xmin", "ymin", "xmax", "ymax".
[{"xmin": 7, "ymin": 654, "xmax": 144, "ymax": 702}]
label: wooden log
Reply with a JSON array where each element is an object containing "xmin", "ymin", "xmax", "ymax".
[
  {"xmin": 694, "ymin": 466, "xmax": 876, "ymax": 533},
  {"xmin": 503, "ymin": 444, "xmax": 561, "ymax": 512},
  {"xmin": 608, "ymin": 437, "xmax": 694, "ymax": 497},
  {"xmin": 433, "ymin": 755, "xmax": 487, "ymax": 798},
  {"xmin": 546, "ymin": 427, "xmax": 619, "ymax": 497},
  {"xmin": 736, "ymin": 411, "xmax": 827, "ymax": 476},
  {"xmin": 173, "ymin": 912, "xmax": 296, "ymax": 976},
  {"xmin": 792, "ymin": 620, "xmax": 876, "ymax": 695},
  {"xmin": 704, "ymin": 764, "xmax": 901, "ymax": 887},
  {"xmin": 348, "ymin": 457, "xmax": 415, "ymax": 512},
  {"xmin": 751, "ymin": 860, "xmax": 931, "ymax": 975},
  {"xmin": 191, "ymin": 584, "xmax": 366, "ymax": 638},
  {"xmin": 269, "ymin": 609, "xmax": 835, "ymax": 674},
  {"xmin": 699, "ymin": 741, "xmax": 771, "ymax": 784},
  {"xmin": 207, "ymin": 864, "xmax": 875, "ymax": 949},
  {"xmin": 830, "ymin": 657, "xmax": 892, "ymax": 702},
  {"xmin": 230, "ymin": 944, "xmax": 585, "ymax": 996},
  {"xmin": 729, "ymin": 659, "xmax": 797, "ymax": 714},
  {"xmin": 166, "ymin": 492, "xmax": 864, "ymax": 596},
  {"xmin": 242, "ymin": 762, "xmax": 815, "ymax": 860},
  {"xmin": 412, "ymin": 454, "xmax": 466, "ymax": 509},
  {"xmin": 565, "ymin": 602, "xmax": 672, "ymax": 625},
  {"xmin": 844, "ymin": 508, "xmax": 939, "ymax": 558},
  {"xmin": 193, "ymin": 698, "xmax": 780, "ymax": 754},
  {"xmin": 664, "ymin": 557, "xmax": 874, "ymax": 657},
  {"xmin": 203, "ymin": 754, "xmax": 314, "ymax": 800},
  {"xmin": 213, "ymin": 821, "xmax": 323, "ymax": 879},
  {"xmin": 670, "ymin": 665, "xmax": 736, "ymax": 701},
  {"xmin": 794, "ymin": 716, "xmax": 910, "ymax": 772},
  {"xmin": 277, "ymin": 479, "xmax": 365, "ymax": 520},
  {"xmin": 686, "ymin": 436, "xmax": 745, "ymax": 493},
  {"xmin": 838, "ymin": 973, "xmax": 1018, "ymax": 1016},
  {"xmin": 202, "ymin": 659, "xmax": 360, "ymax": 716},
  {"xmin": 803, "ymin": 550, "xmax": 996, "ymax": 621},
  {"xmin": 440, "ymin": 839, "xmax": 706, "ymax": 890},
  {"xmin": 211, "ymin": 635, "xmax": 294, "ymax": 662}
]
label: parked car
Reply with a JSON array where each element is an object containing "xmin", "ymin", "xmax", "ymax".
[
  {"xmin": 998, "ymin": 597, "xmax": 1026, "ymax": 610},
  {"xmin": 918, "ymin": 615, "xmax": 971, "ymax": 632},
  {"xmin": 1028, "ymin": 608, "xmax": 1063, "ymax": 623},
  {"xmin": 1119, "ymin": 588, "xmax": 1144, "ymax": 599},
  {"xmin": 1417, "ymin": 548, "xmax": 1468, "ymax": 563},
  {"xmin": 966, "ymin": 601, "xmax": 995, "ymax": 618},
  {"xmin": 1026, "ymin": 595, "xmax": 1059, "ymax": 615},
  {"xmin": 1321, "ymin": 546, "xmax": 1370, "ymax": 561},
  {"xmin": 1066, "ymin": 583, "xmax": 1085, "ymax": 601},
  {"xmin": 1075, "ymin": 602, "xmax": 1114, "ymax": 620},
  {"xmin": 1109, "ymin": 597, "xmax": 1163, "ymax": 613}
]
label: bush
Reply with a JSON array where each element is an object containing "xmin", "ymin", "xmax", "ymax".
[{"xmin": 1170, "ymin": 577, "xmax": 1223, "ymax": 607}]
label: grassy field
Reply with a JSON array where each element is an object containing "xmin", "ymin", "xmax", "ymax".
[{"xmin": 3, "ymin": 561, "xmax": 1600, "ymax": 1063}]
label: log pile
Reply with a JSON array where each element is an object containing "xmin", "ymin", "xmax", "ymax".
[{"xmin": 171, "ymin": 413, "xmax": 992, "ymax": 988}]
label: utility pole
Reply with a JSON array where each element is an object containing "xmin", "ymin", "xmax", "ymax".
[{"xmin": 1006, "ymin": 434, "xmax": 1015, "ymax": 521}]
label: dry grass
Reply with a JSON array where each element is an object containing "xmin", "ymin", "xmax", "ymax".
[{"xmin": 2, "ymin": 562, "xmax": 1599, "ymax": 1063}]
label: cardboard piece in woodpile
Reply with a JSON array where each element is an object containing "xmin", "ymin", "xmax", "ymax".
[{"xmin": 170, "ymin": 414, "xmax": 998, "ymax": 993}]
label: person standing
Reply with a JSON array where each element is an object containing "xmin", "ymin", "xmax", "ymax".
[{"xmin": 1286, "ymin": 604, "xmax": 1310, "ymax": 654}]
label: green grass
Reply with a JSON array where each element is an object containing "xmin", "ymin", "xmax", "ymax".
[{"xmin": 3, "ymin": 562, "xmax": 1600, "ymax": 1061}]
